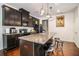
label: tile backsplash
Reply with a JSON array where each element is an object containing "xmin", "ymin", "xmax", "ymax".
[{"xmin": 2, "ymin": 26, "xmax": 34, "ymax": 34}]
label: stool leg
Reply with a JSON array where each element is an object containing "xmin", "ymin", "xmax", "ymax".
[
  {"xmin": 3, "ymin": 50, "xmax": 7, "ymax": 56},
  {"xmin": 51, "ymin": 51, "xmax": 54, "ymax": 55},
  {"xmin": 45, "ymin": 51, "xmax": 48, "ymax": 56}
]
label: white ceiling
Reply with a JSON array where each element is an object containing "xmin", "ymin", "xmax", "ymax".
[{"xmin": 7, "ymin": 3, "xmax": 79, "ymax": 19}]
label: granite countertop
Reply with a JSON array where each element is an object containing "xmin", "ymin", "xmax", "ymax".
[
  {"xmin": 3, "ymin": 32, "xmax": 31, "ymax": 35},
  {"xmin": 3, "ymin": 33, "xmax": 21, "ymax": 35},
  {"xmin": 18, "ymin": 32, "xmax": 53, "ymax": 45}
]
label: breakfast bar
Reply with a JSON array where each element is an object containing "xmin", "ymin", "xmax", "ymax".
[{"xmin": 18, "ymin": 33, "xmax": 53, "ymax": 56}]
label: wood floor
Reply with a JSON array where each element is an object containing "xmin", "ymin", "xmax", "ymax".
[
  {"xmin": 51, "ymin": 42, "xmax": 79, "ymax": 56},
  {"xmin": 0, "ymin": 41, "xmax": 79, "ymax": 56}
]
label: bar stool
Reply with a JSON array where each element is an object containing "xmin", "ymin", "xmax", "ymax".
[
  {"xmin": 57, "ymin": 40, "xmax": 63, "ymax": 51},
  {"xmin": 45, "ymin": 37, "xmax": 63, "ymax": 56},
  {"xmin": 56, "ymin": 40, "xmax": 64, "ymax": 56},
  {"xmin": 45, "ymin": 38, "xmax": 57, "ymax": 56},
  {"xmin": 54, "ymin": 38, "xmax": 60, "ymax": 49},
  {"xmin": 45, "ymin": 46, "xmax": 55, "ymax": 56}
]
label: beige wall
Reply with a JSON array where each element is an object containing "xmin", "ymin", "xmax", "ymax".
[
  {"xmin": 48, "ymin": 11, "xmax": 74, "ymax": 42},
  {"xmin": 74, "ymin": 6, "xmax": 79, "ymax": 48}
]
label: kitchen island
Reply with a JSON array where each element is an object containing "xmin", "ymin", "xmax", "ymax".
[{"xmin": 18, "ymin": 33, "xmax": 53, "ymax": 56}]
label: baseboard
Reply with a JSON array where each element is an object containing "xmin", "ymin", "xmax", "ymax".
[
  {"xmin": 74, "ymin": 41, "xmax": 79, "ymax": 48},
  {"xmin": 63, "ymin": 41, "xmax": 74, "ymax": 43},
  {"xmin": 61, "ymin": 40, "xmax": 74, "ymax": 43}
]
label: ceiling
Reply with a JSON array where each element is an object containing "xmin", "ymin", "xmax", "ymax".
[{"xmin": 7, "ymin": 3, "xmax": 79, "ymax": 19}]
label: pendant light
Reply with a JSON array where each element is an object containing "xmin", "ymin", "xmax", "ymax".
[
  {"xmin": 40, "ymin": 4, "xmax": 44, "ymax": 16},
  {"xmin": 46, "ymin": 3, "xmax": 50, "ymax": 18}
]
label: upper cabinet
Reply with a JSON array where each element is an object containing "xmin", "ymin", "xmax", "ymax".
[
  {"xmin": 28, "ymin": 16, "xmax": 33, "ymax": 27},
  {"xmin": 2, "ymin": 5, "xmax": 21, "ymax": 26},
  {"xmin": 19, "ymin": 8, "xmax": 32, "ymax": 27},
  {"xmin": 32, "ymin": 17, "xmax": 39, "ymax": 33},
  {"xmin": 2, "ymin": 5, "xmax": 39, "ymax": 27},
  {"xmin": 14, "ymin": 9, "xmax": 21, "ymax": 26},
  {"xmin": 32, "ymin": 17, "xmax": 39, "ymax": 26}
]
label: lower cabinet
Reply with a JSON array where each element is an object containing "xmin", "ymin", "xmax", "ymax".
[
  {"xmin": 3, "ymin": 33, "xmax": 31, "ymax": 51},
  {"xmin": 19, "ymin": 38, "xmax": 52, "ymax": 56},
  {"xmin": 20, "ymin": 40, "xmax": 45, "ymax": 56},
  {"xmin": 20, "ymin": 40, "xmax": 33, "ymax": 56},
  {"xmin": 34, "ymin": 43, "xmax": 45, "ymax": 56},
  {"xmin": 3, "ymin": 34, "xmax": 20, "ymax": 51}
]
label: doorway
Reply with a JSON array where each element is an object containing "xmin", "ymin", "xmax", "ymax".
[{"xmin": 42, "ymin": 20, "xmax": 48, "ymax": 32}]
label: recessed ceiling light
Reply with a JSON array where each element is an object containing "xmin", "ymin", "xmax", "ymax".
[
  {"xmin": 57, "ymin": 9, "xmax": 60, "ymax": 13},
  {"xmin": 54, "ymin": 3, "xmax": 59, "ymax": 5}
]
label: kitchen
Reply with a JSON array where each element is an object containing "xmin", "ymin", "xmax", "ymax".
[
  {"xmin": 1, "ymin": 3, "xmax": 49, "ymax": 56},
  {"xmin": 0, "ymin": 3, "xmax": 79, "ymax": 56}
]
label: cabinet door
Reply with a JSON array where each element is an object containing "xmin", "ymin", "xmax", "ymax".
[
  {"xmin": 19, "ymin": 8, "xmax": 29, "ymax": 27},
  {"xmin": 2, "ymin": 5, "xmax": 21, "ymax": 26},
  {"xmin": 2, "ymin": 5, "xmax": 15, "ymax": 26},
  {"xmin": 21, "ymin": 14, "xmax": 29, "ymax": 26},
  {"xmin": 14, "ymin": 10, "xmax": 21, "ymax": 26},
  {"xmin": 7, "ymin": 35, "xmax": 16, "ymax": 50},
  {"xmin": 28, "ymin": 16, "xmax": 33, "ymax": 27},
  {"xmin": 20, "ymin": 40, "xmax": 33, "ymax": 56},
  {"xmin": 32, "ymin": 17, "xmax": 39, "ymax": 25}
]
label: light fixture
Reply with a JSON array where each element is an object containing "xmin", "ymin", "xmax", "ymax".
[
  {"xmin": 40, "ymin": 8, "xmax": 44, "ymax": 15},
  {"xmin": 45, "ymin": 3, "xmax": 50, "ymax": 19},
  {"xmin": 46, "ymin": 4, "xmax": 53, "ymax": 19},
  {"xmin": 57, "ymin": 9, "xmax": 60, "ymax": 13},
  {"xmin": 40, "ymin": 3, "xmax": 54, "ymax": 19},
  {"xmin": 40, "ymin": 4, "xmax": 44, "ymax": 16},
  {"xmin": 46, "ymin": 13, "xmax": 50, "ymax": 18}
]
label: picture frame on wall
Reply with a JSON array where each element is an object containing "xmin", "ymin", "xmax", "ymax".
[{"xmin": 56, "ymin": 15, "xmax": 64, "ymax": 27}]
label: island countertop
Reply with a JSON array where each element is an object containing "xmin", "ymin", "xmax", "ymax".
[{"xmin": 18, "ymin": 32, "xmax": 53, "ymax": 45}]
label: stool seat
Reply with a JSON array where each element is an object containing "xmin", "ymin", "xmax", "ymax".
[
  {"xmin": 45, "ymin": 47, "xmax": 55, "ymax": 56},
  {"xmin": 45, "ymin": 38, "xmax": 56, "ymax": 56},
  {"xmin": 46, "ymin": 47, "xmax": 54, "ymax": 52},
  {"xmin": 50, "ymin": 43, "xmax": 55, "ymax": 47},
  {"xmin": 50, "ymin": 39, "xmax": 56, "ymax": 47}
]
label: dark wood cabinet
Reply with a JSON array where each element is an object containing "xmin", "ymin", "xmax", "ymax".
[
  {"xmin": 3, "ymin": 33, "xmax": 31, "ymax": 51},
  {"xmin": 3, "ymin": 34, "xmax": 17, "ymax": 50},
  {"xmin": 20, "ymin": 40, "xmax": 33, "ymax": 56},
  {"xmin": 19, "ymin": 38, "xmax": 52, "ymax": 56},
  {"xmin": 14, "ymin": 10, "xmax": 21, "ymax": 26},
  {"xmin": 32, "ymin": 17, "xmax": 39, "ymax": 26},
  {"xmin": 19, "ymin": 8, "xmax": 30, "ymax": 27},
  {"xmin": 2, "ymin": 5, "xmax": 39, "ymax": 27},
  {"xmin": 32, "ymin": 17, "xmax": 39, "ymax": 33},
  {"xmin": 28, "ymin": 16, "xmax": 33, "ymax": 27},
  {"xmin": 2, "ymin": 5, "xmax": 21, "ymax": 26}
]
